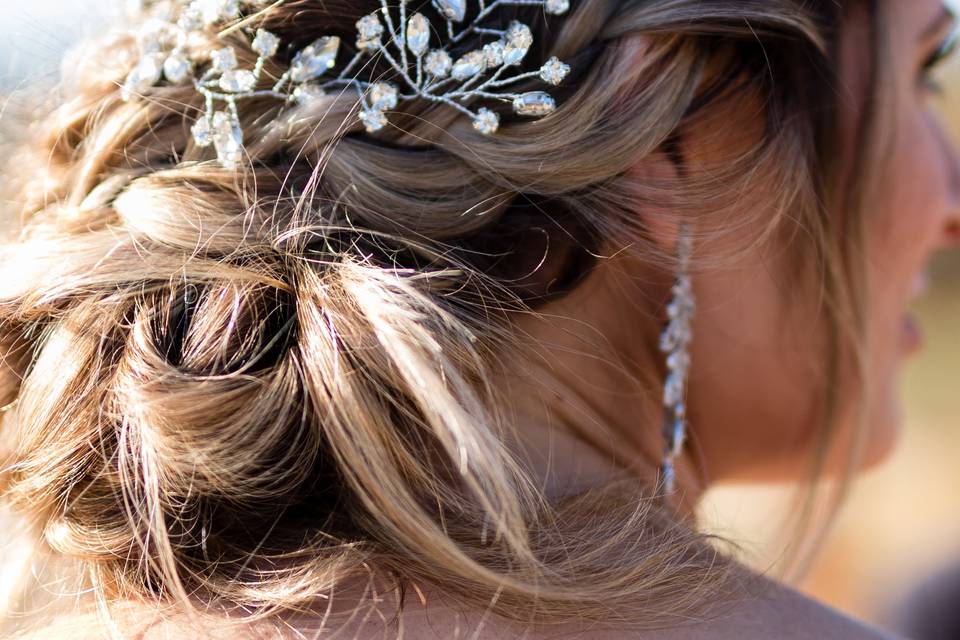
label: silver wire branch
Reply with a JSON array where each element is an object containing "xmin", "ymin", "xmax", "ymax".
[{"xmin": 120, "ymin": 0, "xmax": 573, "ymax": 168}]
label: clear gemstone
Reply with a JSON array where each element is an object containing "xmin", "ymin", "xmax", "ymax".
[
  {"xmin": 667, "ymin": 295, "xmax": 694, "ymax": 320},
  {"xmin": 137, "ymin": 19, "xmax": 171, "ymax": 53},
  {"xmin": 472, "ymin": 108, "xmax": 499, "ymax": 135},
  {"xmin": 121, "ymin": 53, "xmax": 164, "ymax": 101},
  {"xmin": 512, "ymin": 91, "xmax": 556, "ymax": 116},
  {"xmin": 293, "ymin": 84, "xmax": 326, "ymax": 104},
  {"xmin": 673, "ymin": 278, "xmax": 694, "ymax": 307},
  {"xmin": 675, "ymin": 402, "xmax": 687, "ymax": 422},
  {"xmin": 663, "ymin": 371, "xmax": 684, "ymax": 407},
  {"xmin": 359, "ymin": 109, "xmax": 387, "ymax": 132},
  {"xmin": 212, "ymin": 110, "xmax": 243, "ymax": 168},
  {"xmin": 661, "ymin": 460, "xmax": 676, "ymax": 493},
  {"xmin": 503, "ymin": 21, "xmax": 533, "ymax": 65},
  {"xmin": 545, "ymin": 0, "xmax": 570, "ymax": 14},
  {"xmin": 659, "ymin": 319, "xmax": 691, "ymax": 353},
  {"xmin": 178, "ymin": 6, "xmax": 204, "ymax": 32},
  {"xmin": 367, "ymin": 82, "xmax": 398, "ymax": 110},
  {"xmin": 356, "ymin": 14, "xmax": 383, "ymax": 50},
  {"xmin": 163, "ymin": 52, "xmax": 192, "ymax": 84},
  {"xmin": 451, "ymin": 50, "xmax": 486, "ymax": 80},
  {"xmin": 172, "ymin": 28, "xmax": 190, "ymax": 51},
  {"xmin": 432, "ymin": 0, "xmax": 466, "ymax": 22},
  {"xmin": 659, "ymin": 324, "xmax": 675, "ymax": 352},
  {"xmin": 191, "ymin": 116, "xmax": 214, "ymax": 147},
  {"xmin": 406, "ymin": 13, "xmax": 431, "ymax": 57},
  {"xmin": 290, "ymin": 36, "xmax": 340, "ymax": 82},
  {"xmin": 148, "ymin": 2, "xmax": 176, "ymax": 23},
  {"xmin": 506, "ymin": 21, "xmax": 534, "ymax": 48},
  {"xmin": 219, "ymin": 69, "xmax": 257, "ymax": 92},
  {"xmin": 539, "ymin": 56, "xmax": 570, "ymax": 85},
  {"xmin": 483, "ymin": 41, "xmax": 505, "ymax": 67},
  {"xmin": 252, "ymin": 29, "xmax": 281, "ymax": 58},
  {"xmin": 668, "ymin": 418, "xmax": 686, "ymax": 457},
  {"xmin": 210, "ymin": 47, "xmax": 237, "ymax": 72},
  {"xmin": 186, "ymin": 31, "xmax": 208, "ymax": 50},
  {"xmin": 198, "ymin": 0, "xmax": 239, "ymax": 25},
  {"xmin": 221, "ymin": 0, "xmax": 240, "ymax": 20},
  {"xmin": 424, "ymin": 50, "xmax": 452, "ymax": 77},
  {"xmin": 666, "ymin": 298, "xmax": 681, "ymax": 319},
  {"xmin": 667, "ymin": 350, "xmax": 690, "ymax": 376}
]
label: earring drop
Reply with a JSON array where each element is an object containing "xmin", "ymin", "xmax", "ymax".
[{"xmin": 658, "ymin": 225, "xmax": 695, "ymax": 495}]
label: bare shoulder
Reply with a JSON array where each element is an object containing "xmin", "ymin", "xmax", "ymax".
[
  {"xmin": 8, "ymin": 605, "xmax": 275, "ymax": 640},
  {"xmin": 368, "ymin": 568, "xmax": 905, "ymax": 640},
  {"xmin": 11, "ymin": 572, "xmax": 903, "ymax": 640},
  {"xmin": 563, "ymin": 573, "xmax": 904, "ymax": 640}
]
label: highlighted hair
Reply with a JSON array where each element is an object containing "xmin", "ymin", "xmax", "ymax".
[{"xmin": 0, "ymin": 0, "xmax": 882, "ymax": 636}]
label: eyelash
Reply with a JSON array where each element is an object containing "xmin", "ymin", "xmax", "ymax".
[{"xmin": 921, "ymin": 29, "xmax": 959, "ymax": 94}]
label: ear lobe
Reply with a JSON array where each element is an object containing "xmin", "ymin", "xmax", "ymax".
[{"xmin": 624, "ymin": 148, "xmax": 687, "ymax": 256}]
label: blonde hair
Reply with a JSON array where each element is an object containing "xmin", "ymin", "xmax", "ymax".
[{"xmin": 0, "ymin": 0, "xmax": 885, "ymax": 636}]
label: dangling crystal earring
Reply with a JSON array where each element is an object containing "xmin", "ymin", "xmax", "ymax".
[{"xmin": 658, "ymin": 224, "xmax": 695, "ymax": 495}]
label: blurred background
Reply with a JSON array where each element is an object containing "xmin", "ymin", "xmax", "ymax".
[{"xmin": 1, "ymin": 1, "xmax": 959, "ymax": 636}]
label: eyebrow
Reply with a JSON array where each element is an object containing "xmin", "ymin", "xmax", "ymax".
[{"xmin": 920, "ymin": 5, "xmax": 957, "ymax": 42}]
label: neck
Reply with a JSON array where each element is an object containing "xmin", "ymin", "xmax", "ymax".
[{"xmin": 498, "ymin": 251, "xmax": 709, "ymax": 520}]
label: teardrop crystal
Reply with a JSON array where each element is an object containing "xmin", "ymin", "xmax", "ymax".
[
  {"xmin": 451, "ymin": 50, "xmax": 487, "ymax": 80},
  {"xmin": 191, "ymin": 117, "xmax": 214, "ymax": 147},
  {"xmin": 406, "ymin": 13, "xmax": 430, "ymax": 57},
  {"xmin": 121, "ymin": 53, "xmax": 164, "ymax": 101},
  {"xmin": 432, "ymin": 0, "xmax": 466, "ymax": 22},
  {"xmin": 212, "ymin": 110, "xmax": 243, "ymax": 168},
  {"xmin": 163, "ymin": 52, "xmax": 192, "ymax": 84},
  {"xmin": 503, "ymin": 21, "xmax": 533, "ymax": 65},
  {"xmin": 512, "ymin": 91, "xmax": 556, "ymax": 116},
  {"xmin": 290, "ymin": 36, "xmax": 340, "ymax": 83},
  {"xmin": 483, "ymin": 41, "xmax": 505, "ymax": 67}
]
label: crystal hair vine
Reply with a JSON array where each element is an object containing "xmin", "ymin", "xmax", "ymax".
[{"xmin": 120, "ymin": 0, "xmax": 573, "ymax": 168}]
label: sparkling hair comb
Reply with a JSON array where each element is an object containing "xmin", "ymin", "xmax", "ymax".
[{"xmin": 120, "ymin": 0, "xmax": 572, "ymax": 168}]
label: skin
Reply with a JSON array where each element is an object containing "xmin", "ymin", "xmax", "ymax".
[{"xmin": 28, "ymin": 0, "xmax": 960, "ymax": 638}]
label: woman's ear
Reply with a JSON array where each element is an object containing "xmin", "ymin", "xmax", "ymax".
[{"xmin": 624, "ymin": 147, "xmax": 687, "ymax": 257}]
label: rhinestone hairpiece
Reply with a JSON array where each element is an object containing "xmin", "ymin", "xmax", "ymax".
[{"xmin": 120, "ymin": 0, "xmax": 572, "ymax": 168}]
